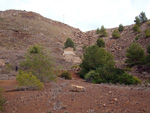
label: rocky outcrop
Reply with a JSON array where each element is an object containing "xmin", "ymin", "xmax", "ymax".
[
  {"xmin": 63, "ymin": 47, "xmax": 81, "ymax": 64},
  {"xmin": 0, "ymin": 59, "xmax": 5, "ymax": 67}
]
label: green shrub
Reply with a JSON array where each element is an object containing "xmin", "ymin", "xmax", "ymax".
[
  {"xmin": 96, "ymin": 38, "xmax": 105, "ymax": 48},
  {"xmin": 85, "ymin": 70, "xmax": 99, "ymax": 83},
  {"xmin": 20, "ymin": 44, "xmax": 57, "ymax": 82},
  {"xmin": 64, "ymin": 38, "xmax": 75, "ymax": 50},
  {"xmin": 145, "ymin": 29, "xmax": 150, "ymax": 38},
  {"xmin": 112, "ymin": 29, "xmax": 121, "ymax": 39},
  {"xmin": 147, "ymin": 44, "xmax": 150, "ymax": 54},
  {"xmin": 16, "ymin": 71, "xmax": 44, "ymax": 90},
  {"xmin": 85, "ymin": 68, "xmax": 141, "ymax": 85},
  {"xmin": 118, "ymin": 24, "xmax": 124, "ymax": 32},
  {"xmin": 126, "ymin": 43, "xmax": 145, "ymax": 67},
  {"xmin": 0, "ymin": 88, "xmax": 6, "ymax": 111},
  {"xmin": 99, "ymin": 26, "xmax": 108, "ymax": 37},
  {"xmin": 61, "ymin": 71, "xmax": 72, "ymax": 80},
  {"xmin": 79, "ymin": 68, "xmax": 88, "ymax": 79},
  {"xmin": 29, "ymin": 44, "xmax": 43, "ymax": 54},
  {"xmin": 96, "ymin": 28, "xmax": 101, "ymax": 34},
  {"xmin": 118, "ymin": 73, "xmax": 141, "ymax": 85},
  {"xmin": 79, "ymin": 45, "xmax": 115, "ymax": 78},
  {"xmin": 133, "ymin": 24, "xmax": 141, "ymax": 33},
  {"xmin": 79, "ymin": 43, "xmax": 142, "ymax": 85}
]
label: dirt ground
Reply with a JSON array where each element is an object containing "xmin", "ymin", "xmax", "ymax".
[{"xmin": 0, "ymin": 72, "xmax": 150, "ymax": 113}]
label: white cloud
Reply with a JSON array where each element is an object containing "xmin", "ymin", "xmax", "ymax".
[{"xmin": 0, "ymin": 0, "xmax": 150, "ymax": 31}]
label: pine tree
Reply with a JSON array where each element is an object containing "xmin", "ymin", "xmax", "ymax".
[
  {"xmin": 96, "ymin": 28, "xmax": 100, "ymax": 34},
  {"xmin": 64, "ymin": 38, "xmax": 75, "ymax": 50},
  {"xmin": 100, "ymin": 26, "xmax": 107, "ymax": 37},
  {"xmin": 139, "ymin": 11, "xmax": 148, "ymax": 23},
  {"xmin": 134, "ymin": 16, "xmax": 141, "ymax": 26},
  {"xmin": 96, "ymin": 38, "xmax": 105, "ymax": 48},
  {"xmin": 112, "ymin": 29, "xmax": 121, "ymax": 39},
  {"xmin": 20, "ymin": 44, "xmax": 57, "ymax": 82},
  {"xmin": 133, "ymin": 24, "xmax": 141, "ymax": 33},
  {"xmin": 118, "ymin": 24, "xmax": 124, "ymax": 32},
  {"xmin": 126, "ymin": 43, "xmax": 145, "ymax": 67}
]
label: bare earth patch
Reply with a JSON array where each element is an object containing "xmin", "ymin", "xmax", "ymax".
[{"xmin": 0, "ymin": 72, "xmax": 150, "ymax": 113}]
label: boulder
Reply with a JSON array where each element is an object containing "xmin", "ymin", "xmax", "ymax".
[{"xmin": 71, "ymin": 84, "xmax": 86, "ymax": 92}]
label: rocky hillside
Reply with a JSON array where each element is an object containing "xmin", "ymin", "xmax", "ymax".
[
  {"xmin": 0, "ymin": 10, "xmax": 150, "ymax": 71},
  {"xmin": 0, "ymin": 10, "xmax": 82, "ymax": 69},
  {"xmin": 74, "ymin": 23, "xmax": 150, "ymax": 69}
]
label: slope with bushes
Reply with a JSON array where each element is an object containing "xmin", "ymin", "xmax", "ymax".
[{"xmin": 0, "ymin": 10, "xmax": 81, "ymax": 69}]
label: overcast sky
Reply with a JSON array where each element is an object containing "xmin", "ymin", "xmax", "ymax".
[{"xmin": 0, "ymin": 0, "xmax": 150, "ymax": 31}]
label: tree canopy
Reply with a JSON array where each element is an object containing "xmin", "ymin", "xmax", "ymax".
[
  {"xmin": 112, "ymin": 29, "xmax": 121, "ymax": 39},
  {"xmin": 64, "ymin": 38, "xmax": 75, "ymax": 50},
  {"xmin": 80, "ymin": 45, "xmax": 115, "ymax": 76},
  {"xmin": 96, "ymin": 38, "xmax": 105, "ymax": 48},
  {"xmin": 118, "ymin": 24, "xmax": 124, "ymax": 32},
  {"xmin": 126, "ymin": 43, "xmax": 145, "ymax": 67},
  {"xmin": 20, "ymin": 44, "xmax": 57, "ymax": 82},
  {"xmin": 134, "ymin": 16, "xmax": 141, "ymax": 26},
  {"xmin": 139, "ymin": 11, "xmax": 148, "ymax": 23}
]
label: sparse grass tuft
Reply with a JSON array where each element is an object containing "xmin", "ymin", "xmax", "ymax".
[{"xmin": 61, "ymin": 71, "xmax": 72, "ymax": 80}]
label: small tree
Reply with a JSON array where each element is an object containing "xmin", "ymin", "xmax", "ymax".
[
  {"xmin": 96, "ymin": 38, "xmax": 105, "ymax": 48},
  {"xmin": 126, "ymin": 43, "xmax": 145, "ymax": 67},
  {"xmin": 139, "ymin": 11, "xmax": 148, "ymax": 23},
  {"xmin": 20, "ymin": 44, "xmax": 57, "ymax": 82},
  {"xmin": 134, "ymin": 16, "xmax": 141, "ymax": 26},
  {"xmin": 145, "ymin": 29, "xmax": 150, "ymax": 38},
  {"xmin": 133, "ymin": 24, "xmax": 141, "ymax": 33},
  {"xmin": 112, "ymin": 29, "xmax": 121, "ymax": 39},
  {"xmin": 64, "ymin": 38, "xmax": 75, "ymax": 50},
  {"xmin": 96, "ymin": 28, "xmax": 100, "ymax": 34},
  {"xmin": 79, "ymin": 45, "xmax": 115, "ymax": 78},
  {"xmin": 16, "ymin": 71, "xmax": 44, "ymax": 90},
  {"xmin": 61, "ymin": 71, "xmax": 72, "ymax": 80},
  {"xmin": 118, "ymin": 24, "xmax": 124, "ymax": 32},
  {"xmin": 99, "ymin": 25, "xmax": 108, "ymax": 37}
]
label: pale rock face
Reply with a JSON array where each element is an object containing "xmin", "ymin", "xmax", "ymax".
[
  {"xmin": 63, "ymin": 47, "xmax": 81, "ymax": 64},
  {"xmin": 73, "ymin": 57, "xmax": 82, "ymax": 64},
  {"xmin": 0, "ymin": 59, "xmax": 5, "ymax": 67},
  {"xmin": 63, "ymin": 51, "xmax": 75, "ymax": 56}
]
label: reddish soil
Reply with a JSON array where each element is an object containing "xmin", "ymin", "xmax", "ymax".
[{"xmin": 0, "ymin": 72, "xmax": 150, "ymax": 113}]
